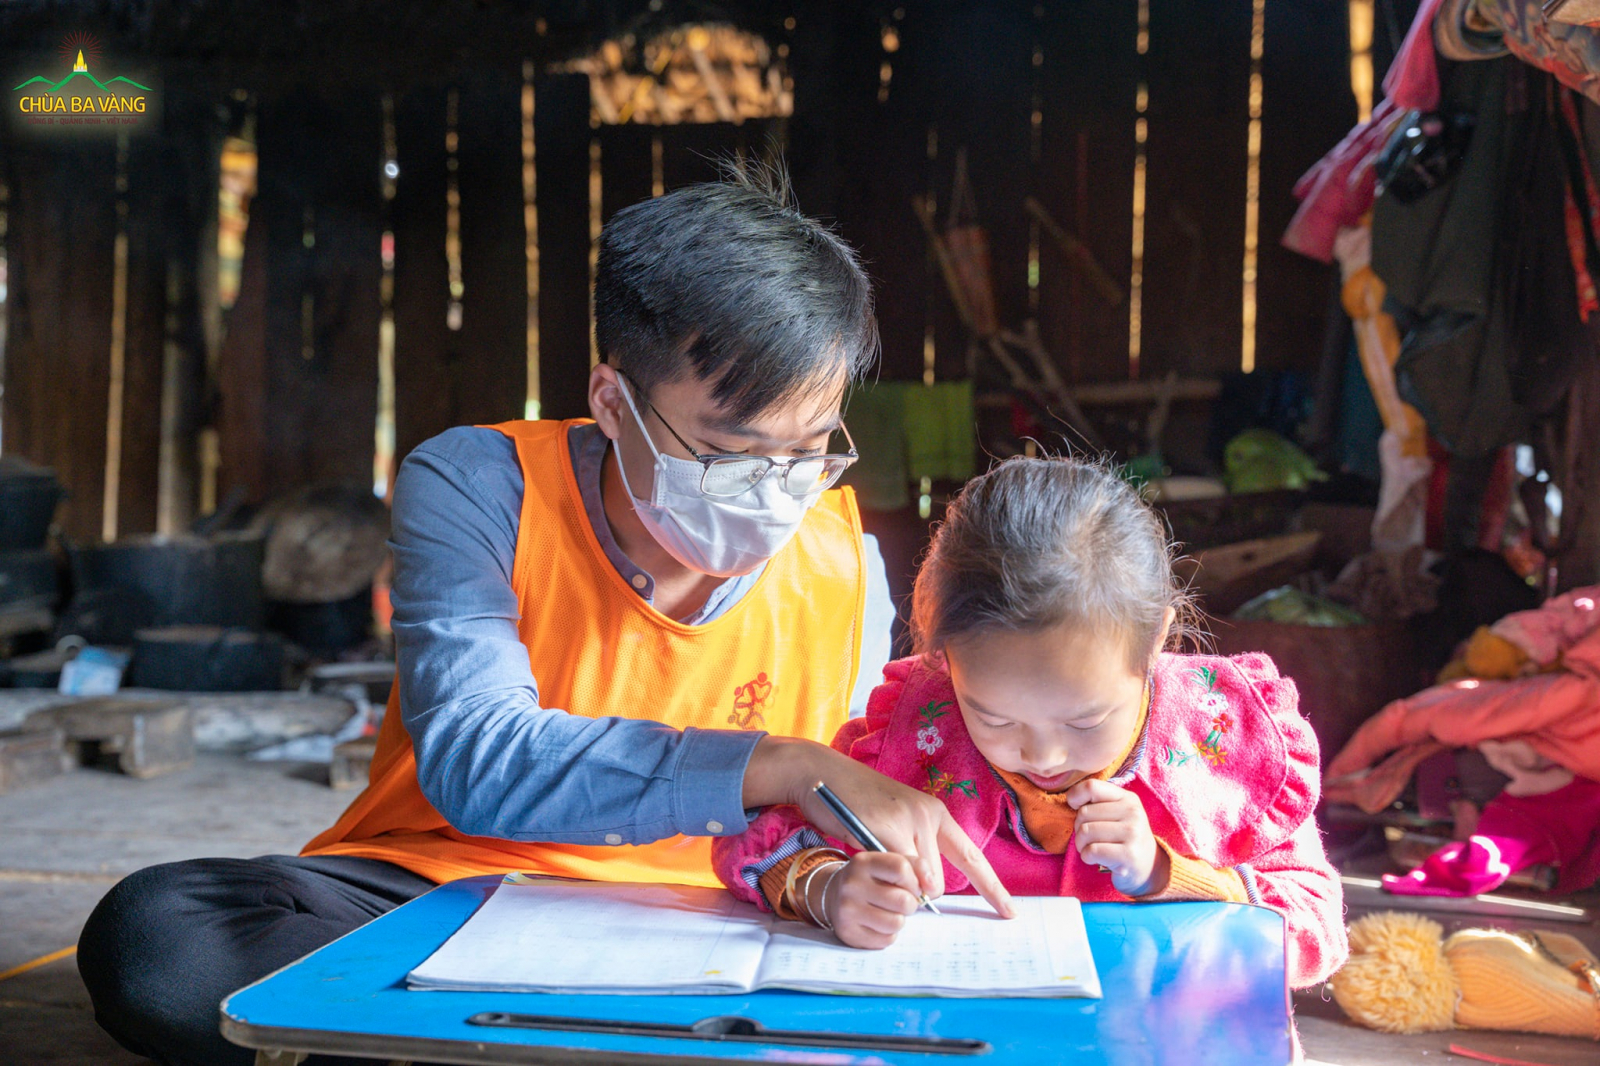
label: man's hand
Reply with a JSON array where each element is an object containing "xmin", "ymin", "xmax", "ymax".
[
  {"xmin": 1065, "ymin": 778, "xmax": 1169, "ymax": 896},
  {"xmin": 743, "ymin": 736, "xmax": 1015, "ymax": 919}
]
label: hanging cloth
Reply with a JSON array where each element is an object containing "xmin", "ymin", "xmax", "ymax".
[
  {"xmin": 904, "ymin": 380, "xmax": 976, "ymax": 484},
  {"xmin": 1556, "ymin": 86, "xmax": 1600, "ymax": 323},
  {"xmin": 942, "ymin": 148, "xmax": 998, "ymax": 337},
  {"xmin": 839, "ymin": 383, "xmax": 910, "ymax": 511}
]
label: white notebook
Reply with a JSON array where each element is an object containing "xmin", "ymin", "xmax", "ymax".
[{"xmin": 406, "ymin": 875, "xmax": 1101, "ymax": 999}]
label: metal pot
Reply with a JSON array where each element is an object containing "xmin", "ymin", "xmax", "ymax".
[
  {"xmin": 0, "ymin": 458, "xmax": 64, "ymax": 552},
  {"xmin": 129, "ymin": 626, "xmax": 284, "ymax": 692},
  {"xmin": 0, "ymin": 550, "xmax": 58, "ymax": 610},
  {"xmin": 266, "ymin": 587, "xmax": 372, "ymax": 656},
  {"xmin": 70, "ymin": 532, "xmax": 265, "ymax": 630}
]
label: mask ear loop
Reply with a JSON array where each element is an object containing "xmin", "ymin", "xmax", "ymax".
[{"xmin": 612, "ymin": 377, "xmax": 664, "ymax": 507}]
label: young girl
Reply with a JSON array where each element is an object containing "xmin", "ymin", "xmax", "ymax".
[{"xmin": 712, "ymin": 456, "xmax": 1348, "ymax": 990}]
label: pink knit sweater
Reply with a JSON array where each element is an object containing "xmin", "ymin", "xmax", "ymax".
[{"xmin": 712, "ymin": 651, "xmax": 1348, "ymax": 990}]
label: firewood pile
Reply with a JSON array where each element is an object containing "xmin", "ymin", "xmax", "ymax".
[{"xmin": 561, "ymin": 24, "xmax": 793, "ymax": 125}]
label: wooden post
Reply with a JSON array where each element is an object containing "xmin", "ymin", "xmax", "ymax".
[
  {"xmin": 918, "ymin": 0, "xmax": 1033, "ymax": 381},
  {"xmin": 455, "ymin": 69, "xmax": 529, "ymax": 429},
  {"xmin": 658, "ymin": 122, "xmax": 732, "ymax": 191},
  {"xmin": 119, "ymin": 129, "xmax": 165, "ymax": 537},
  {"xmin": 1036, "ymin": 0, "xmax": 1139, "ymax": 386},
  {"xmin": 121, "ymin": 80, "xmax": 224, "ymax": 534},
  {"xmin": 1554, "ymin": 357, "xmax": 1600, "ymax": 591},
  {"xmin": 1256, "ymin": 0, "xmax": 1356, "ymax": 376},
  {"xmin": 1141, "ymin": 0, "xmax": 1252, "ymax": 381},
  {"xmin": 825, "ymin": 0, "xmax": 933, "ymax": 384}
]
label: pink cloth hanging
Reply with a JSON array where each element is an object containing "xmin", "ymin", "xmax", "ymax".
[
  {"xmin": 1281, "ymin": 0, "xmax": 1446, "ymax": 262},
  {"xmin": 1281, "ymin": 100, "xmax": 1403, "ymax": 263},
  {"xmin": 1387, "ymin": 0, "xmax": 1449, "ymax": 111}
]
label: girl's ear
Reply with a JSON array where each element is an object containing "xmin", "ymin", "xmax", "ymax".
[{"xmin": 1147, "ymin": 605, "xmax": 1177, "ymax": 666}]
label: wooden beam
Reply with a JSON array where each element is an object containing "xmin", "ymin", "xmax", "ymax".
[
  {"xmin": 1022, "ymin": 196, "xmax": 1122, "ymax": 307},
  {"xmin": 1069, "ymin": 377, "xmax": 1220, "ymax": 406}
]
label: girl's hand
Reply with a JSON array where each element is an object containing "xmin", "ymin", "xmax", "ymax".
[
  {"xmin": 744, "ymin": 736, "xmax": 1016, "ymax": 919},
  {"xmin": 814, "ymin": 852, "xmax": 921, "ymax": 949},
  {"xmin": 1065, "ymin": 778, "xmax": 1170, "ymax": 897}
]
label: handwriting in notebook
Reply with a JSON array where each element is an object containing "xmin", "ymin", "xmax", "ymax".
[
  {"xmin": 755, "ymin": 898, "xmax": 1064, "ymax": 991},
  {"xmin": 407, "ymin": 879, "xmax": 1101, "ymax": 999}
]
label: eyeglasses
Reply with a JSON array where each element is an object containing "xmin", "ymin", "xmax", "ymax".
[{"xmin": 621, "ymin": 374, "xmax": 859, "ymax": 499}]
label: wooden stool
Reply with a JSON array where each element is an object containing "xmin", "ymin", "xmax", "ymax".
[
  {"xmin": 329, "ymin": 736, "xmax": 377, "ymax": 790},
  {"xmin": 0, "ymin": 726, "xmax": 70, "ymax": 794},
  {"xmin": 27, "ymin": 698, "xmax": 195, "ymax": 778}
]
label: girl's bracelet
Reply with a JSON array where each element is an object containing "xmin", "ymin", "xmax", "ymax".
[
  {"xmin": 798, "ymin": 860, "xmax": 839, "ymax": 928},
  {"xmin": 814, "ymin": 861, "xmax": 847, "ymax": 931},
  {"xmin": 781, "ymin": 847, "xmax": 847, "ymax": 922}
]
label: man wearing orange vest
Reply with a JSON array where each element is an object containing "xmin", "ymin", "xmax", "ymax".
[{"xmin": 78, "ymin": 170, "xmax": 1009, "ymax": 1065}]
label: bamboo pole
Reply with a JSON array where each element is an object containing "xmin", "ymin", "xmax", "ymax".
[
  {"xmin": 913, "ymin": 195, "xmax": 1104, "ymax": 451},
  {"xmin": 1023, "ymin": 195, "xmax": 1123, "ymax": 307}
]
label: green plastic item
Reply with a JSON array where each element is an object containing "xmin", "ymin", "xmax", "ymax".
[
  {"xmin": 1223, "ymin": 429, "xmax": 1328, "ymax": 494},
  {"xmin": 1232, "ymin": 586, "xmax": 1369, "ymax": 627},
  {"xmin": 1120, "ymin": 453, "xmax": 1167, "ymax": 490}
]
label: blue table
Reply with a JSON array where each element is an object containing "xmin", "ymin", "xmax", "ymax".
[{"xmin": 221, "ymin": 876, "xmax": 1291, "ymax": 1066}]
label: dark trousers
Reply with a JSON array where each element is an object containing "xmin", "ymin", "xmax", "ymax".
[{"xmin": 77, "ymin": 854, "xmax": 434, "ymax": 1066}]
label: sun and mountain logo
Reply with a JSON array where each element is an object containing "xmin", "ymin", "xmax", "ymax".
[{"xmin": 12, "ymin": 32, "xmax": 154, "ymax": 130}]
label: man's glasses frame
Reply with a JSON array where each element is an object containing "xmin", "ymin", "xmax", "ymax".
[{"xmin": 619, "ymin": 372, "xmax": 859, "ymax": 499}]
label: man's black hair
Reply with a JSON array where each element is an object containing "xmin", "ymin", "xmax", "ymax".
[{"xmin": 594, "ymin": 162, "xmax": 878, "ymax": 425}]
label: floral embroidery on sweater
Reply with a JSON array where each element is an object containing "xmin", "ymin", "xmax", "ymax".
[
  {"xmin": 914, "ymin": 699, "xmax": 977, "ymax": 798},
  {"xmin": 1165, "ymin": 667, "xmax": 1232, "ymax": 768}
]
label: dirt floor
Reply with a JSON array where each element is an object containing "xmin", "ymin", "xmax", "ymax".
[
  {"xmin": 0, "ymin": 755, "xmax": 350, "ymax": 1065},
  {"xmin": 1, "ymin": 755, "xmax": 1597, "ymax": 1065}
]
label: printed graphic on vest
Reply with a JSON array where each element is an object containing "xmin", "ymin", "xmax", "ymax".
[
  {"xmin": 729, "ymin": 672, "xmax": 773, "ymax": 730},
  {"xmin": 11, "ymin": 33, "xmax": 157, "ymax": 135}
]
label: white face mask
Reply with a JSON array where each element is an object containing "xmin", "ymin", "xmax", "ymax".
[{"xmin": 612, "ymin": 383, "xmax": 823, "ymax": 578}]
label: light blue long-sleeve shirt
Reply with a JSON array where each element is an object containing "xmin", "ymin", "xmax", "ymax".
[{"xmin": 389, "ymin": 422, "xmax": 895, "ymax": 846}]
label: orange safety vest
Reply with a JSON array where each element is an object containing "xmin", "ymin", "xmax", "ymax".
[{"xmin": 302, "ymin": 418, "xmax": 867, "ymax": 886}]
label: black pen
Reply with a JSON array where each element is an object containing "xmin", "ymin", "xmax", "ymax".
[{"xmin": 812, "ymin": 781, "xmax": 942, "ymax": 914}]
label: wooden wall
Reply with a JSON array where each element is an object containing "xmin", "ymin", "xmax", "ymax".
[
  {"xmin": 217, "ymin": 88, "xmax": 384, "ymax": 505},
  {"xmin": 1, "ymin": 0, "xmax": 1358, "ymax": 543}
]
